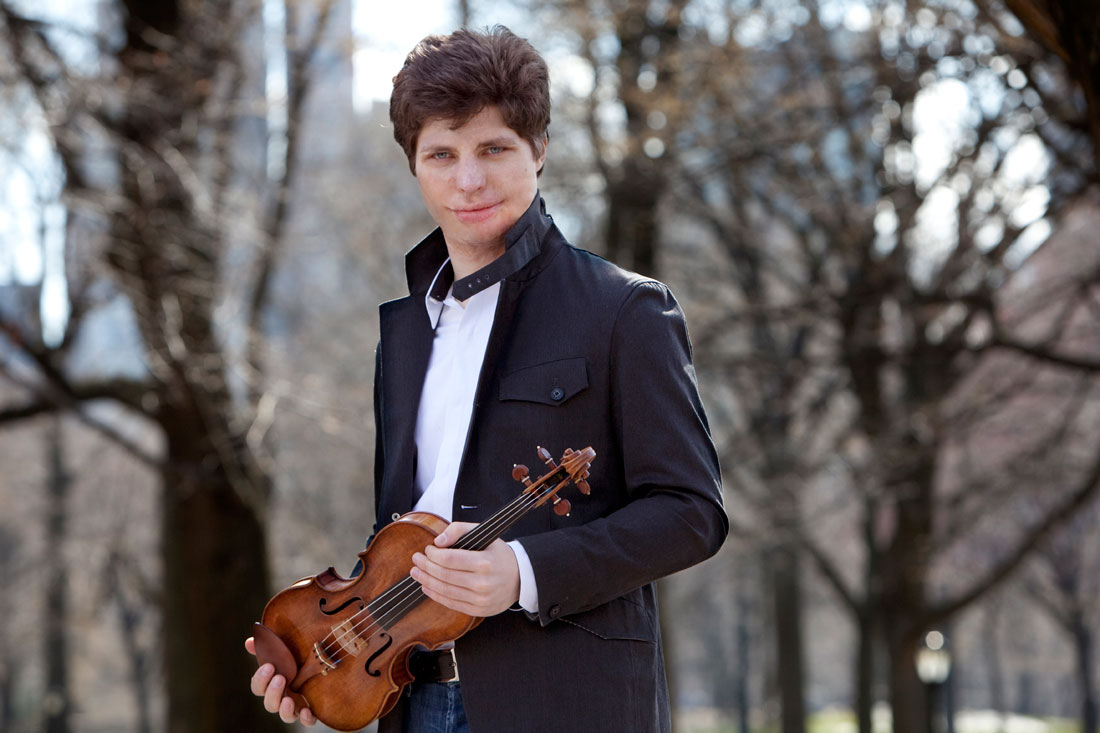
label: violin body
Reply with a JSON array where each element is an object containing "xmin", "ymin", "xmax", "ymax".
[
  {"xmin": 253, "ymin": 511, "xmax": 480, "ymax": 732},
  {"xmin": 252, "ymin": 446, "xmax": 594, "ymax": 731}
]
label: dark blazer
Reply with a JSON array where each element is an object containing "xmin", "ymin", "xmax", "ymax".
[{"xmin": 373, "ymin": 195, "xmax": 727, "ymax": 732}]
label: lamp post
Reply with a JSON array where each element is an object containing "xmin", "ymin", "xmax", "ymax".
[{"xmin": 915, "ymin": 631, "xmax": 953, "ymax": 733}]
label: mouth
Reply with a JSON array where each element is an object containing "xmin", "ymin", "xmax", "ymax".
[{"xmin": 453, "ymin": 203, "xmax": 500, "ymax": 223}]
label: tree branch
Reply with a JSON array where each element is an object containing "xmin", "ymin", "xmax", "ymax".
[
  {"xmin": 988, "ymin": 330, "xmax": 1100, "ymax": 372},
  {"xmin": 927, "ymin": 443, "xmax": 1100, "ymax": 625}
]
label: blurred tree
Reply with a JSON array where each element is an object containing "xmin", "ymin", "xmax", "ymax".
[
  {"xmin": 44, "ymin": 417, "xmax": 70, "ymax": 733},
  {"xmin": 0, "ymin": 0, "xmax": 335, "ymax": 730},
  {"xmin": 989, "ymin": 0, "xmax": 1100, "ymax": 175},
  {"xmin": 1021, "ymin": 495, "xmax": 1100, "ymax": 733},
  {"xmin": 667, "ymin": 3, "xmax": 1100, "ymax": 731},
  {"xmin": 0, "ymin": 526, "xmax": 14, "ymax": 733},
  {"xmin": 556, "ymin": 0, "xmax": 689, "ymax": 277},
  {"xmin": 526, "ymin": 2, "xmax": 1100, "ymax": 733}
]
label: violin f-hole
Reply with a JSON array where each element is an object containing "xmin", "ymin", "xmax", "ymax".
[
  {"xmin": 364, "ymin": 633, "xmax": 393, "ymax": 677},
  {"xmin": 319, "ymin": 597, "xmax": 365, "ymax": 616}
]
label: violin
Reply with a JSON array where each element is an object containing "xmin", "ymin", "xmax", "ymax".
[{"xmin": 252, "ymin": 445, "xmax": 595, "ymax": 731}]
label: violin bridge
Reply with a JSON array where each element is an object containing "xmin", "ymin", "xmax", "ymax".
[{"xmin": 331, "ymin": 620, "xmax": 370, "ymax": 658}]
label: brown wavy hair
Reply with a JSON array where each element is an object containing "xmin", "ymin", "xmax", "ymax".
[{"xmin": 390, "ymin": 26, "xmax": 550, "ymax": 174}]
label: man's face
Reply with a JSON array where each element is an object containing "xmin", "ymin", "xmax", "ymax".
[{"xmin": 414, "ymin": 105, "xmax": 545, "ymax": 267}]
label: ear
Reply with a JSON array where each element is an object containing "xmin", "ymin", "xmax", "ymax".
[{"xmin": 535, "ymin": 131, "xmax": 549, "ymax": 175}]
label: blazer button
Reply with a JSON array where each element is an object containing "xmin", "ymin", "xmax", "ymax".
[
  {"xmin": 391, "ymin": 513, "xmax": 401, "ymax": 521},
  {"xmin": 549, "ymin": 604, "xmax": 561, "ymax": 618},
  {"xmin": 549, "ymin": 387, "xmax": 565, "ymax": 401}
]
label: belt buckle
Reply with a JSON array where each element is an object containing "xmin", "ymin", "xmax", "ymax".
[{"xmin": 439, "ymin": 647, "xmax": 460, "ymax": 683}]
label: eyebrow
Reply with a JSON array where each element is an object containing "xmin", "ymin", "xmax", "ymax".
[{"xmin": 418, "ymin": 135, "xmax": 520, "ymax": 154}]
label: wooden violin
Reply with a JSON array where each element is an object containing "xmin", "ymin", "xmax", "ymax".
[{"xmin": 252, "ymin": 445, "xmax": 595, "ymax": 731}]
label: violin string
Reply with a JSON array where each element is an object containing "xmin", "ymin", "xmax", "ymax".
[
  {"xmin": 321, "ymin": 478, "xmax": 549, "ymax": 652},
  {"xmin": 319, "ymin": 480, "xmax": 554, "ymax": 663},
  {"xmin": 318, "ymin": 449, "xmax": 591, "ymax": 666},
  {"xmin": 322, "ymin": 483, "xmax": 554, "ymax": 665},
  {"xmin": 320, "ymin": 470, "xmax": 580, "ymax": 667}
]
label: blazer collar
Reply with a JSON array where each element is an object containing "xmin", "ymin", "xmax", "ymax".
[{"xmin": 404, "ymin": 192, "xmax": 553, "ymax": 301}]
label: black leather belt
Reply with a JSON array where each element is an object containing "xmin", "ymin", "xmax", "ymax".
[{"xmin": 408, "ymin": 647, "xmax": 460, "ymax": 683}]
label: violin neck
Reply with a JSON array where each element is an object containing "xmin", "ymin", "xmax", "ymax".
[{"xmin": 451, "ymin": 466, "xmax": 568, "ymax": 551}]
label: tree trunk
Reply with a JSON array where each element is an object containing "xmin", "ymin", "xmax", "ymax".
[
  {"xmin": 770, "ymin": 546, "xmax": 806, "ymax": 733},
  {"xmin": 736, "ymin": 587, "xmax": 751, "ymax": 733},
  {"xmin": 107, "ymin": 551, "xmax": 154, "ymax": 733},
  {"xmin": 44, "ymin": 416, "xmax": 71, "ymax": 733},
  {"xmin": 1072, "ymin": 616, "xmax": 1097, "ymax": 733},
  {"xmin": 983, "ymin": 605, "xmax": 1006, "ymax": 733},
  {"xmin": 0, "ymin": 664, "xmax": 11, "ymax": 733},
  {"xmin": 854, "ymin": 611, "xmax": 875, "ymax": 733},
  {"xmin": 161, "ymin": 417, "xmax": 282, "ymax": 733},
  {"xmin": 606, "ymin": 174, "xmax": 662, "ymax": 277},
  {"xmin": 887, "ymin": 628, "xmax": 928, "ymax": 733}
]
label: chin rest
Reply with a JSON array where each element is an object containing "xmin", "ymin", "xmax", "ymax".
[{"xmin": 253, "ymin": 622, "xmax": 308, "ymax": 710}]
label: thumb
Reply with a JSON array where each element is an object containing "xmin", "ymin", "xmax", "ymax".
[{"xmin": 434, "ymin": 521, "xmax": 476, "ymax": 548}]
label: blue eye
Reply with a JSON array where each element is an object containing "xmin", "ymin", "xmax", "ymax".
[{"xmin": 487, "ymin": 146, "xmax": 504, "ymax": 154}]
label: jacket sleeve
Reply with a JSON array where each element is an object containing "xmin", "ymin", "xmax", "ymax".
[{"xmin": 517, "ymin": 280, "xmax": 728, "ymax": 625}]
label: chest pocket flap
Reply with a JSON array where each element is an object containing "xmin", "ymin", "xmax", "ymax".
[{"xmin": 499, "ymin": 357, "xmax": 588, "ymax": 406}]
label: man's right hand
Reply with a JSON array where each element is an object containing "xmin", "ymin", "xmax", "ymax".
[{"xmin": 245, "ymin": 637, "xmax": 317, "ymax": 726}]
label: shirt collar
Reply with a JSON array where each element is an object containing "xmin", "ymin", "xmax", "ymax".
[{"xmin": 405, "ymin": 192, "xmax": 552, "ymax": 300}]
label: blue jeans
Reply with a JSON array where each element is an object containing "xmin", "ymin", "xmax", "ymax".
[{"xmin": 405, "ymin": 681, "xmax": 468, "ymax": 733}]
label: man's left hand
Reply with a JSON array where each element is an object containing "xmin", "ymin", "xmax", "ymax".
[{"xmin": 411, "ymin": 521, "xmax": 520, "ymax": 616}]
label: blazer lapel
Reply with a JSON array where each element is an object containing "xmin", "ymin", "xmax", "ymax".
[
  {"xmin": 378, "ymin": 295, "xmax": 435, "ymax": 520},
  {"xmin": 451, "ymin": 276, "xmax": 527, "ymax": 523}
]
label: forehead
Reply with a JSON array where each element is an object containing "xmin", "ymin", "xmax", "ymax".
[{"xmin": 416, "ymin": 106, "xmax": 522, "ymax": 149}]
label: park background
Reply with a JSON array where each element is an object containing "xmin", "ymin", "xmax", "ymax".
[{"xmin": 0, "ymin": 0, "xmax": 1098, "ymax": 732}]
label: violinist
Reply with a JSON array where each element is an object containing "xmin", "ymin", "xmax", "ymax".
[{"xmin": 248, "ymin": 25, "xmax": 727, "ymax": 732}]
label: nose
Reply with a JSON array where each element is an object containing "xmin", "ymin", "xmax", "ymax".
[{"xmin": 455, "ymin": 157, "xmax": 485, "ymax": 193}]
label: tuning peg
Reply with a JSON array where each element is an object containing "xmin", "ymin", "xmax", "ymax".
[
  {"xmin": 575, "ymin": 479, "xmax": 591, "ymax": 496},
  {"xmin": 512, "ymin": 464, "xmax": 532, "ymax": 486},
  {"xmin": 552, "ymin": 497, "xmax": 571, "ymax": 516},
  {"xmin": 537, "ymin": 446, "xmax": 556, "ymax": 468}
]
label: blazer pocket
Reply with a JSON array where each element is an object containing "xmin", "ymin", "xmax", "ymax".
[
  {"xmin": 499, "ymin": 357, "xmax": 588, "ymax": 406},
  {"xmin": 559, "ymin": 594, "xmax": 657, "ymax": 643}
]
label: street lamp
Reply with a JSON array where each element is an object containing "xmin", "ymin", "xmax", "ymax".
[{"xmin": 915, "ymin": 631, "xmax": 953, "ymax": 733}]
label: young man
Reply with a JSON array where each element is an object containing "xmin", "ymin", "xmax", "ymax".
[{"xmin": 249, "ymin": 26, "xmax": 727, "ymax": 732}]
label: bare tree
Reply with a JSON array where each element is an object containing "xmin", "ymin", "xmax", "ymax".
[
  {"xmin": 535, "ymin": 1, "xmax": 1100, "ymax": 732},
  {"xmin": 0, "ymin": 0, "xmax": 336, "ymax": 729},
  {"xmin": 1021, "ymin": 494, "xmax": 1100, "ymax": 733}
]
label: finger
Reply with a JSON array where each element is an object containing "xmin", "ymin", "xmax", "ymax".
[
  {"xmin": 418, "ymin": 580, "xmax": 482, "ymax": 615},
  {"xmin": 263, "ymin": 673, "xmax": 286, "ymax": 713},
  {"xmin": 423, "ymin": 545, "xmax": 487, "ymax": 573},
  {"xmin": 245, "ymin": 637, "xmax": 256, "ymax": 656},
  {"xmin": 250, "ymin": 663, "xmax": 274, "ymax": 696},
  {"xmin": 279, "ymin": 694, "xmax": 300, "ymax": 723},
  {"xmin": 411, "ymin": 557, "xmax": 470, "ymax": 601},
  {"xmin": 300, "ymin": 707, "xmax": 317, "ymax": 726}
]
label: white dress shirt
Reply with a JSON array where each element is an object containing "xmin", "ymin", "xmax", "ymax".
[{"xmin": 412, "ymin": 261, "xmax": 538, "ymax": 612}]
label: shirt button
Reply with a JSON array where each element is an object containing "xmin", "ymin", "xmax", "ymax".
[
  {"xmin": 550, "ymin": 387, "xmax": 565, "ymax": 401},
  {"xmin": 549, "ymin": 605, "xmax": 562, "ymax": 618}
]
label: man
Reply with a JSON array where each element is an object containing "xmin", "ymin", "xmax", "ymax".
[{"xmin": 249, "ymin": 26, "xmax": 727, "ymax": 732}]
